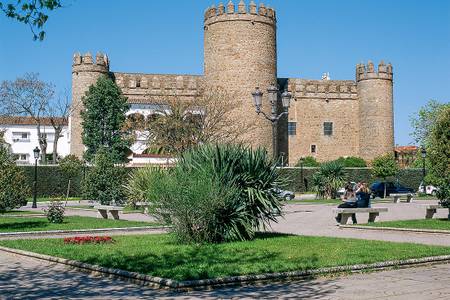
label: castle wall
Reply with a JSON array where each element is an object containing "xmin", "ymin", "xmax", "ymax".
[
  {"xmin": 287, "ymin": 79, "xmax": 360, "ymax": 164},
  {"xmin": 203, "ymin": 1, "xmax": 277, "ymax": 154}
]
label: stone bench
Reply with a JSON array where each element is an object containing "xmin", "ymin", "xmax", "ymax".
[
  {"xmin": 390, "ymin": 193, "xmax": 414, "ymax": 203},
  {"xmin": 425, "ymin": 205, "xmax": 449, "ymax": 219},
  {"xmin": 135, "ymin": 202, "xmax": 152, "ymax": 215},
  {"xmin": 333, "ymin": 207, "xmax": 388, "ymax": 225},
  {"xmin": 95, "ymin": 205, "xmax": 124, "ymax": 220}
]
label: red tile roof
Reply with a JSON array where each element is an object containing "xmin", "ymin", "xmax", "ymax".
[{"xmin": 0, "ymin": 116, "xmax": 68, "ymax": 126}]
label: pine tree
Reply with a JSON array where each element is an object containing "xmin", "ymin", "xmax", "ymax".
[{"xmin": 81, "ymin": 76, "xmax": 130, "ymax": 163}]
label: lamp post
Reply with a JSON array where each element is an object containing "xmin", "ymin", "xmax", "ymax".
[
  {"xmin": 252, "ymin": 85, "xmax": 292, "ymax": 161},
  {"xmin": 299, "ymin": 157, "xmax": 305, "ymax": 192},
  {"xmin": 32, "ymin": 146, "xmax": 40, "ymax": 209},
  {"xmin": 421, "ymin": 146, "xmax": 427, "ymax": 186}
]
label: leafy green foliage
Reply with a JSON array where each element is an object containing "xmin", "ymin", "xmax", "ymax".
[
  {"xmin": 82, "ymin": 149, "xmax": 127, "ymax": 206},
  {"xmin": 59, "ymin": 154, "xmax": 83, "ymax": 195},
  {"xmin": 295, "ymin": 156, "xmax": 320, "ymax": 167},
  {"xmin": 45, "ymin": 200, "xmax": 65, "ymax": 223},
  {"xmin": 147, "ymin": 144, "xmax": 285, "ymax": 243},
  {"xmin": 124, "ymin": 167, "xmax": 160, "ymax": 208},
  {"xmin": 311, "ymin": 161, "xmax": 346, "ymax": 199},
  {"xmin": 371, "ymin": 154, "xmax": 399, "ymax": 179},
  {"xmin": 81, "ymin": 76, "xmax": 130, "ymax": 163},
  {"xmin": 331, "ymin": 156, "xmax": 367, "ymax": 167},
  {"xmin": 0, "ymin": 0, "xmax": 62, "ymax": 41},
  {"xmin": 0, "ymin": 147, "xmax": 29, "ymax": 213}
]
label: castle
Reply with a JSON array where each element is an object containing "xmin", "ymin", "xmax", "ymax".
[{"xmin": 70, "ymin": 1, "xmax": 394, "ymax": 164}]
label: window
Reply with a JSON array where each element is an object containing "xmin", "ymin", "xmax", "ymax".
[
  {"xmin": 12, "ymin": 132, "xmax": 30, "ymax": 142},
  {"xmin": 40, "ymin": 133, "xmax": 55, "ymax": 142},
  {"xmin": 311, "ymin": 145, "xmax": 316, "ymax": 153},
  {"xmin": 323, "ymin": 122, "xmax": 333, "ymax": 136},
  {"xmin": 136, "ymin": 78, "xmax": 141, "ymax": 88},
  {"xmin": 288, "ymin": 122, "xmax": 297, "ymax": 136},
  {"xmin": 15, "ymin": 154, "xmax": 28, "ymax": 162}
]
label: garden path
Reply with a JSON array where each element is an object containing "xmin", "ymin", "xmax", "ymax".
[{"xmin": 0, "ymin": 250, "xmax": 449, "ymax": 299}]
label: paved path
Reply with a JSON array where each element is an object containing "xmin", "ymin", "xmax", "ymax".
[{"xmin": 1, "ymin": 250, "xmax": 449, "ymax": 299}]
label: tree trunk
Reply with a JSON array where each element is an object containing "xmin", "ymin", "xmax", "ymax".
[
  {"xmin": 36, "ymin": 124, "xmax": 47, "ymax": 164},
  {"xmin": 383, "ymin": 181, "xmax": 387, "ymax": 199},
  {"xmin": 52, "ymin": 126, "xmax": 62, "ymax": 163}
]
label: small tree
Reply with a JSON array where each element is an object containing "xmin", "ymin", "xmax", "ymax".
[
  {"xmin": 371, "ymin": 153, "xmax": 399, "ymax": 198},
  {"xmin": 81, "ymin": 76, "xmax": 130, "ymax": 163},
  {"xmin": 295, "ymin": 156, "xmax": 320, "ymax": 167},
  {"xmin": 59, "ymin": 154, "xmax": 82, "ymax": 202},
  {"xmin": 0, "ymin": 147, "xmax": 29, "ymax": 213},
  {"xmin": 82, "ymin": 149, "xmax": 126, "ymax": 206},
  {"xmin": 311, "ymin": 161, "xmax": 346, "ymax": 199}
]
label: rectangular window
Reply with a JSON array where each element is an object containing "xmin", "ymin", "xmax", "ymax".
[
  {"xmin": 311, "ymin": 145, "xmax": 317, "ymax": 153},
  {"xmin": 324, "ymin": 122, "xmax": 333, "ymax": 136},
  {"xmin": 14, "ymin": 154, "xmax": 28, "ymax": 162},
  {"xmin": 288, "ymin": 122, "xmax": 297, "ymax": 136},
  {"xmin": 12, "ymin": 132, "xmax": 30, "ymax": 142}
]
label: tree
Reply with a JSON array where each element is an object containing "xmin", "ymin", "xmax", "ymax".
[
  {"xmin": 81, "ymin": 76, "xmax": 130, "ymax": 163},
  {"xmin": 0, "ymin": 73, "xmax": 54, "ymax": 164},
  {"xmin": 410, "ymin": 100, "xmax": 450, "ymax": 146},
  {"xmin": 371, "ymin": 153, "xmax": 399, "ymax": 198},
  {"xmin": 0, "ymin": 146, "xmax": 29, "ymax": 213},
  {"xmin": 426, "ymin": 106, "xmax": 450, "ymax": 207},
  {"xmin": 311, "ymin": 161, "xmax": 346, "ymax": 199},
  {"xmin": 59, "ymin": 154, "xmax": 82, "ymax": 201},
  {"xmin": 295, "ymin": 156, "xmax": 320, "ymax": 167},
  {"xmin": 140, "ymin": 88, "xmax": 250, "ymax": 156},
  {"xmin": 82, "ymin": 149, "xmax": 127, "ymax": 206},
  {"xmin": 48, "ymin": 90, "xmax": 73, "ymax": 163},
  {"xmin": 0, "ymin": 0, "xmax": 63, "ymax": 41},
  {"xmin": 332, "ymin": 156, "xmax": 367, "ymax": 167}
]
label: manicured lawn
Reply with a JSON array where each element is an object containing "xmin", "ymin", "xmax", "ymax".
[
  {"xmin": 1, "ymin": 233, "xmax": 450, "ymax": 281},
  {"xmin": 0, "ymin": 216, "xmax": 159, "ymax": 233},
  {"xmin": 0, "ymin": 210, "xmax": 43, "ymax": 215},
  {"xmin": 366, "ymin": 219, "xmax": 450, "ymax": 231}
]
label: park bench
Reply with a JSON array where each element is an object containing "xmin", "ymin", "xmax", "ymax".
[
  {"xmin": 390, "ymin": 193, "xmax": 414, "ymax": 203},
  {"xmin": 333, "ymin": 207, "xmax": 388, "ymax": 225},
  {"xmin": 425, "ymin": 204, "xmax": 449, "ymax": 219},
  {"xmin": 95, "ymin": 205, "xmax": 124, "ymax": 220},
  {"xmin": 135, "ymin": 202, "xmax": 153, "ymax": 215}
]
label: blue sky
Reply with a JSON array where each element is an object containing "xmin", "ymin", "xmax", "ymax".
[{"xmin": 0, "ymin": 0, "xmax": 449, "ymax": 145}]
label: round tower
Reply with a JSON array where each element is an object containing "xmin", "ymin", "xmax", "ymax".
[
  {"xmin": 204, "ymin": 0, "xmax": 277, "ymax": 153},
  {"xmin": 356, "ymin": 60, "xmax": 394, "ymax": 161},
  {"xmin": 71, "ymin": 52, "xmax": 110, "ymax": 158}
]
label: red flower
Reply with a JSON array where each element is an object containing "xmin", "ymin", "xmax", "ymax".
[{"xmin": 63, "ymin": 236, "xmax": 114, "ymax": 245}]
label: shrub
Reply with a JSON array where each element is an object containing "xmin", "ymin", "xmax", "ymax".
[
  {"xmin": 124, "ymin": 167, "xmax": 159, "ymax": 208},
  {"xmin": 311, "ymin": 161, "xmax": 346, "ymax": 199},
  {"xmin": 59, "ymin": 155, "xmax": 83, "ymax": 197},
  {"xmin": 295, "ymin": 156, "xmax": 320, "ymax": 167},
  {"xmin": 0, "ymin": 147, "xmax": 29, "ymax": 213},
  {"xmin": 45, "ymin": 200, "xmax": 65, "ymax": 223},
  {"xmin": 82, "ymin": 149, "xmax": 127, "ymax": 205},
  {"xmin": 332, "ymin": 156, "xmax": 367, "ymax": 167},
  {"xmin": 147, "ymin": 144, "xmax": 285, "ymax": 243}
]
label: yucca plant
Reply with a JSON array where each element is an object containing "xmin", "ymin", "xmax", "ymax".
[
  {"xmin": 124, "ymin": 166, "xmax": 160, "ymax": 208},
  {"xmin": 312, "ymin": 161, "xmax": 346, "ymax": 199}
]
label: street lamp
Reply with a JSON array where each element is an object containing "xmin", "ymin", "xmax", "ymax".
[
  {"xmin": 252, "ymin": 85, "xmax": 292, "ymax": 160},
  {"xmin": 421, "ymin": 146, "xmax": 427, "ymax": 186},
  {"xmin": 299, "ymin": 157, "xmax": 305, "ymax": 192},
  {"xmin": 32, "ymin": 146, "xmax": 40, "ymax": 209}
]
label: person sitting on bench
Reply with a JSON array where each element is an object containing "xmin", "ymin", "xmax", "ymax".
[
  {"xmin": 335, "ymin": 183, "xmax": 357, "ymax": 224},
  {"xmin": 355, "ymin": 182, "xmax": 371, "ymax": 208}
]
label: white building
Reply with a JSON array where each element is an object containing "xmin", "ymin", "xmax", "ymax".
[{"xmin": 0, "ymin": 116, "xmax": 70, "ymax": 164}]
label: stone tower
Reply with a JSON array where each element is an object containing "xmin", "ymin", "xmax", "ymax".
[
  {"xmin": 356, "ymin": 61, "xmax": 394, "ymax": 160},
  {"xmin": 71, "ymin": 52, "xmax": 110, "ymax": 158},
  {"xmin": 203, "ymin": 1, "xmax": 277, "ymax": 153}
]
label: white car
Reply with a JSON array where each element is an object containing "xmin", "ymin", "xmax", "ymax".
[
  {"xmin": 337, "ymin": 182, "xmax": 357, "ymax": 197},
  {"xmin": 418, "ymin": 183, "xmax": 439, "ymax": 195}
]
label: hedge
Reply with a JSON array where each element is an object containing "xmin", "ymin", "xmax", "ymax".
[
  {"xmin": 18, "ymin": 166, "xmax": 424, "ymax": 197},
  {"xmin": 279, "ymin": 167, "xmax": 423, "ymax": 192}
]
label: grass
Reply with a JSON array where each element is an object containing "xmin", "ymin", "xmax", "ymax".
[
  {"xmin": 66, "ymin": 205, "xmax": 144, "ymax": 214},
  {"xmin": 0, "ymin": 216, "xmax": 160, "ymax": 233},
  {"xmin": 365, "ymin": 219, "xmax": 450, "ymax": 231},
  {"xmin": 0, "ymin": 210, "xmax": 43, "ymax": 215},
  {"xmin": 1, "ymin": 233, "xmax": 449, "ymax": 281}
]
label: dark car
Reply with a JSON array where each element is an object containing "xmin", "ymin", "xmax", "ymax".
[{"xmin": 370, "ymin": 182, "xmax": 415, "ymax": 198}]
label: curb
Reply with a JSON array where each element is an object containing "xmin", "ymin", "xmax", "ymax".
[
  {"xmin": 0, "ymin": 226, "xmax": 170, "ymax": 238},
  {"xmin": 1, "ymin": 245, "xmax": 450, "ymax": 290},
  {"xmin": 340, "ymin": 225, "xmax": 450, "ymax": 235}
]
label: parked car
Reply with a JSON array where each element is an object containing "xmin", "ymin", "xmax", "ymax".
[
  {"xmin": 337, "ymin": 182, "xmax": 357, "ymax": 197},
  {"xmin": 418, "ymin": 182, "xmax": 439, "ymax": 195},
  {"xmin": 273, "ymin": 188, "xmax": 295, "ymax": 201},
  {"xmin": 370, "ymin": 182, "xmax": 415, "ymax": 198}
]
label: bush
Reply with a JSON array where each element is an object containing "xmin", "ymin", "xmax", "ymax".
[
  {"xmin": 311, "ymin": 161, "xmax": 346, "ymax": 199},
  {"xmin": 332, "ymin": 156, "xmax": 367, "ymax": 167},
  {"xmin": 147, "ymin": 144, "xmax": 285, "ymax": 243},
  {"xmin": 295, "ymin": 156, "xmax": 320, "ymax": 167},
  {"xmin": 0, "ymin": 147, "xmax": 29, "ymax": 213},
  {"xmin": 45, "ymin": 200, "xmax": 65, "ymax": 223},
  {"xmin": 82, "ymin": 149, "xmax": 127, "ymax": 205},
  {"xmin": 59, "ymin": 155, "xmax": 83, "ymax": 197},
  {"xmin": 124, "ymin": 167, "xmax": 159, "ymax": 208}
]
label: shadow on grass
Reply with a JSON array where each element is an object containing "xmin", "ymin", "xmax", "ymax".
[
  {"xmin": 254, "ymin": 232, "xmax": 296, "ymax": 239},
  {"xmin": 0, "ymin": 220, "xmax": 50, "ymax": 231}
]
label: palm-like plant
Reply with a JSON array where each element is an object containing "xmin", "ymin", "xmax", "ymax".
[{"xmin": 312, "ymin": 161, "xmax": 346, "ymax": 199}]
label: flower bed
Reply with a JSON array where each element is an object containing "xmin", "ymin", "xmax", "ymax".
[{"xmin": 63, "ymin": 236, "xmax": 113, "ymax": 244}]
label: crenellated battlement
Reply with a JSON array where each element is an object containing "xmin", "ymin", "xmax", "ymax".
[
  {"xmin": 72, "ymin": 52, "xmax": 110, "ymax": 73},
  {"xmin": 288, "ymin": 79, "xmax": 358, "ymax": 101},
  {"xmin": 356, "ymin": 60, "xmax": 393, "ymax": 82},
  {"xmin": 204, "ymin": 1, "xmax": 276, "ymax": 27}
]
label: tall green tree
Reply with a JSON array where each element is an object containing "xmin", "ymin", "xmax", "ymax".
[
  {"xmin": 0, "ymin": 0, "xmax": 63, "ymax": 40},
  {"xmin": 371, "ymin": 153, "xmax": 399, "ymax": 198},
  {"xmin": 410, "ymin": 100, "xmax": 450, "ymax": 146},
  {"xmin": 81, "ymin": 76, "xmax": 130, "ymax": 163}
]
